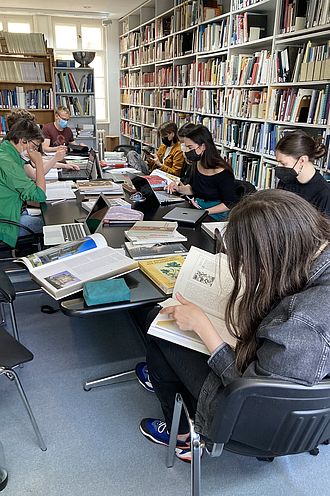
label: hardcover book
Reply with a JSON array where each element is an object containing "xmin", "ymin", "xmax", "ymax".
[{"xmin": 138, "ymin": 255, "xmax": 186, "ymax": 294}]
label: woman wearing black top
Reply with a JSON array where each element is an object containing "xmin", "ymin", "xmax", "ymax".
[
  {"xmin": 167, "ymin": 125, "xmax": 237, "ymax": 220},
  {"xmin": 275, "ymin": 130, "xmax": 330, "ymax": 217}
]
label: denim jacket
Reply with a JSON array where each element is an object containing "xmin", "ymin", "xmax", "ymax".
[{"xmin": 195, "ymin": 245, "xmax": 330, "ymax": 438}]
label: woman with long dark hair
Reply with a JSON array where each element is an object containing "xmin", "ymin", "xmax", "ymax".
[
  {"xmin": 167, "ymin": 124, "xmax": 237, "ymax": 220},
  {"xmin": 275, "ymin": 130, "xmax": 330, "ymax": 217},
  {"xmin": 139, "ymin": 189, "xmax": 330, "ymax": 461}
]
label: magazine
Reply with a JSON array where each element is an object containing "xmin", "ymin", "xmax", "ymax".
[
  {"xmin": 17, "ymin": 233, "xmax": 138, "ymax": 300},
  {"xmin": 148, "ymin": 246, "xmax": 239, "ymax": 354}
]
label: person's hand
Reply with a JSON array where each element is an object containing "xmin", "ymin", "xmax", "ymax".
[
  {"xmin": 56, "ymin": 145, "xmax": 67, "ymax": 153},
  {"xmin": 160, "ymin": 293, "xmax": 210, "ymax": 335},
  {"xmin": 62, "ymin": 162, "xmax": 80, "ymax": 170},
  {"xmin": 165, "ymin": 181, "xmax": 180, "ymax": 194},
  {"xmin": 27, "ymin": 146, "xmax": 43, "ymax": 167},
  {"xmin": 54, "ymin": 148, "xmax": 66, "ymax": 162},
  {"xmin": 150, "ymin": 153, "xmax": 162, "ymax": 168}
]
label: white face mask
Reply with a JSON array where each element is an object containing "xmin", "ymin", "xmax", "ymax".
[{"xmin": 20, "ymin": 150, "xmax": 30, "ymax": 162}]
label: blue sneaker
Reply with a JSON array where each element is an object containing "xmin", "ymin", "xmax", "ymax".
[
  {"xmin": 135, "ymin": 362, "xmax": 154, "ymax": 392},
  {"xmin": 140, "ymin": 418, "xmax": 190, "ymax": 448}
]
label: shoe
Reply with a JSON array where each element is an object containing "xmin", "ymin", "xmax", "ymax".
[
  {"xmin": 140, "ymin": 418, "xmax": 190, "ymax": 448},
  {"xmin": 175, "ymin": 446, "xmax": 204, "ymax": 464},
  {"xmin": 0, "ymin": 467, "xmax": 8, "ymax": 491},
  {"xmin": 135, "ymin": 362, "xmax": 154, "ymax": 392}
]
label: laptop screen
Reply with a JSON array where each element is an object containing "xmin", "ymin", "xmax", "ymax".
[
  {"xmin": 130, "ymin": 175, "xmax": 159, "ymax": 205},
  {"xmin": 84, "ymin": 194, "xmax": 109, "ymax": 234},
  {"xmin": 85, "ymin": 149, "xmax": 96, "ymax": 176}
]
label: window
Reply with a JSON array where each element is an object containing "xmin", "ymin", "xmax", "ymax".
[
  {"xmin": 54, "ymin": 25, "xmax": 78, "ymax": 50},
  {"xmin": 53, "ymin": 19, "xmax": 107, "ymax": 122},
  {"xmin": 8, "ymin": 22, "xmax": 31, "ymax": 33}
]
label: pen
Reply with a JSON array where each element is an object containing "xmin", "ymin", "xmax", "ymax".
[{"xmin": 50, "ymin": 199, "xmax": 66, "ymax": 206}]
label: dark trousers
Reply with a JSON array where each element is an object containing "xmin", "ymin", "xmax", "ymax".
[{"xmin": 146, "ymin": 309, "xmax": 210, "ymax": 434}]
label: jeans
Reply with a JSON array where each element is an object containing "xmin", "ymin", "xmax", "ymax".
[
  {"xmin": 18, "ymin": 210, "xmax": 43, "ymax": 237},
  {"xmin": 146, "ymin": 308, "xmax": 210, "ymax": 434}
]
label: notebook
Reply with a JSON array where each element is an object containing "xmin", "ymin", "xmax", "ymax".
[
  {"xmin": 58, "ymin": 149, "xmax": 98, "ymax": 181},
  {"xmin": 43, "ymin": 194, "xmax": 109, "ymax": 246},
  {"xmin": 130, "ymin": 174, "xmax": 185, "ymax": 206},
  {"xmin": 162, "ymin": 207, "xmax": 208, "ymax": 225}
]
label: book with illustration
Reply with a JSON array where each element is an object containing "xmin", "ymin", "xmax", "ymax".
[
  {"xmin": 139, "ymin": 255, "xmax": 186, "ymax": 294},
  {"xmin": 17, "ymin": 233, "xmax": 138, "ymax": 300},
  {"xmin": 148, "ymin": 246, "xmax": 239, "ymax": 354},
  {"xmin": 125, "ymin": 242, "xmax": 188, "ymax": 260}
]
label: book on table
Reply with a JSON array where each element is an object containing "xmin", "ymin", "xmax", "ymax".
[
  {"xmin": 125, "ymin": 221, "xmax": 187, "ymax": 245},
  {"xmin": 103, "ymin": 206, "xmax": 144, "ymax": 225},
  {"xmin": 76, "ymin": 180, "xmax": 124, "ymax": 196},
  {"xmin": 148, "ymin": 246, "xmax": 239, "ymax": 355},
  {"xmin": 201, "ymin": 221, "xmax": 228, "ymax": 240},
  {"xmin": 16, "ymin": 233, "xmax": 138, "ymax": 300},
  {"xmin": 125, "ymin": 242, "xmax": 188, "ymax": 260},
  {"xmin": 139, "ymin": 255, "xmax": 187, "ymax": 294}
]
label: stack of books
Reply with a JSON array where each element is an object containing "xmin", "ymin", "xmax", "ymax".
[
  {"xmin": 125, "ymin": 221, "xmax": 187, "ymax": 245},
  {"xmin": 76, "ymin": 180, "xmax": 124, "ymax": 196}
]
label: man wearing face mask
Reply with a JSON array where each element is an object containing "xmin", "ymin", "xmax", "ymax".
[
  {"xmin": 148, "ymin": 122, "xmax": 184, "ymax": 177},
  {"xmin": 0, "ymin": 118, "xmax": 46, "ymax": 248},
  {"xmin": 42, "ymin": 106, "xmax": 76, "ymax": 153},
  {"xmin": 275, "ymin": 130, "xmax": 330, "ymax": 217}
]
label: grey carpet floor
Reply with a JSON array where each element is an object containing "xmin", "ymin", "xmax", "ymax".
[{"xmin": 0, "ymin": 293, "xmax": 329, "ymax": 496}]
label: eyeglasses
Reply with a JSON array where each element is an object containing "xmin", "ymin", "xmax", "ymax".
[
  {"xmin": 58, "ymin": 114, "xmax": 70, "ymax": 121},
  {"xmin": 28, "ymin": 140, "xmax": 40, "ymax": 151}
]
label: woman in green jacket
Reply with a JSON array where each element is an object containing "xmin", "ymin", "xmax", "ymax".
[{"xmin": 0, "ymin": 118, "xmax": 46, "ymax": 248}]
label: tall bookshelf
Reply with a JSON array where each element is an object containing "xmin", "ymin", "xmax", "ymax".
[
  {"xmin": 119, "ymin": 0, "xmax": 330, "ymax": 188},
  {"xmin": 53, "ymin": 67, "xmax": 97, "ymax": 149},
  {"xmin": 0, "ymin": 32, "xmax": 55, "ymax": 135}
]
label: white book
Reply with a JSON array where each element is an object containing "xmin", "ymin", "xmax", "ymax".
[
  {"xmin": 46, "ymin": 181, "xmax": 75, "ymax": 201},
  {"xmin": 201, "ymin": 221, "xmax": 228, "ymax": 240},
  {"xmin": 148, "ymin": 246, "xmax": 239, "ymax": 355},
  {"xmin": 16, "ymin": 233, "xmax": 138, "ymax": 300}
]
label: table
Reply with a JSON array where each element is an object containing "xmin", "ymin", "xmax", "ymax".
[{"xmin": 41, "ymin": 194, "xmax": 216, "ymax": 390}]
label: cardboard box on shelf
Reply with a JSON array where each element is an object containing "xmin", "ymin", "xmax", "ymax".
[{"xmin": 105, "ymin": 136, "xmax": 119, "ymax": 151}]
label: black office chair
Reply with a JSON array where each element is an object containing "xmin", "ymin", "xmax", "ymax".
[
  {"xmin": 0, "ymin": 219, "xmax": 42, "ymax": 260},
  {"xmin": 167, "ymin": 377, "xmax": 330, "ymax": 496},
  {"xmin": 234, "ymin": 179, "xmax": 256, "ymax": 200},
  {"xmin": 0, "ymin": 269, "xmax": 19, "ymax": 342},
  {"xmin": 112, "ymin": 144, "xmax": 136, "ymax": 156},
  {"xmin": 0, "ymin": 324, "xmax": 46, "ymax": 451}
]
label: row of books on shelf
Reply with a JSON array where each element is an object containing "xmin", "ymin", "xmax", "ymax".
[
  {"xmin": 228, "ymin": 50, "xmax": 270, "ymax": 85},
  {"xmin": 223, "ymin": 119, "xmax": 264, "ymax": 153},
  {"xmin": 197, "ymin": 58, "xmax": 226, "ymax": 85},
  {"xmin": 268, "ymin": 86, "xmax": 330, "ymax": 125},
  {"xmin": 226, "ymin": 87, "xmax": 267, "ymax": 119},
  {"xmin": 274, "ymin": 42, "xmax": 330, "ymax": 83},
  {"xmin": 70, "ymin": 123, "xmax": 94, "ymax": 138},
  {"xmin": 0, "ymin": 32, "xmax": 47, "ymax": 55},
  {"xmin": 0, "ymin": 61, "xmax": 46, "ymax": 82},
  {"xmin": 175, "ymin": 1, "xmax": 199, "ymax": 30},
  {"xmin": 231, "ymin": 13, "xmax": 267, "ymax": 45},
  {"xmin": 0, "ymin": 87, "xmax": 53, "ymax": 110},
  {"xmin": 279, "ymin": 0, "xmax": 330, "ymax": 34},
  {"xmin": 55, "ymin": 72, "xmax": 94, "ymax": 93},
  {"xmin": 155, "ymin": 15, "xmax": 174, "ymax": 39},
  {"xmin": 55, "ymin": 95, "xmax": 94, "ymax": 116},
  {"xmin": 224, "ymin": 150, "xmax": 261, "ymax": 187},
  {"xmin": 0, "ymin": 115, "xmax": 7, "ymax": 134},
  {"xmin": 197, "ymin": 19, "xmax": 228, "ymax": 52}
]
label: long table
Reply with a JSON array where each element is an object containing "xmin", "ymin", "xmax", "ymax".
[{"xmin": 41, "ymin": 194, "xmax": 216, "ymax": 390}]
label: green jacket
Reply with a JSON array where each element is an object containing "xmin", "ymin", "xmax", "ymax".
[{"xmin": 0, "ymin": 140, "xmax": 46, "ymax": 247}]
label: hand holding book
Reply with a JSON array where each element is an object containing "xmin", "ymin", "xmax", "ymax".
[{"xmin": 160, "ymin": 292, "xmax": 224, "ymax": 354}]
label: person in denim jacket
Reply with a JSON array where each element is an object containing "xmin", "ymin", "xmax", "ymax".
[{"xmin": 139, "ymin": 189, "xmax": 330, "ymax": 460}]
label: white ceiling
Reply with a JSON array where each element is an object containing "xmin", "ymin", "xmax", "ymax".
[{"xmin": 0, "ymin": 0, "xmax": 145, "ymax": 19}]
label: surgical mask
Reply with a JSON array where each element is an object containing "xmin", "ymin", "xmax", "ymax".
[
  {"xmin": 162, "ymin": 137, "xmax": 172, "ymax": 147},
  {"xmin": 20, "ymin": 151, "xmax": 30, "ymax": 162},
  {"xmin": 185, "ymin": 148, "xmax": 202, "ymax": 163},
  {"xmin": 59, "ymin": 118, "xmax": 68, "ymax": 129}
]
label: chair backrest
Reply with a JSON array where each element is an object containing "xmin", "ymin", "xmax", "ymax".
[
  {"xmin": 112, "ymin": 144, "xmax": 136, "ymax": 156},
  {"xmin": 208, "ymin": 378, "xmax": 330, "ymax": 457},
  {"xmin": 234, "ymin": 180, "xmax": 256, "ymax": 200},
  {"xmin": 0, "ymin": 270, "xmax": 15, "ymax": 303}
]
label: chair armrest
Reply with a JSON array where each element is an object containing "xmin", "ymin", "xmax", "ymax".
[
  {"xmin": 0, "ymin": 270, "xmax": 15, "ymax": 303},
  {"xmin": 0, "ymin": 219, "xmax": 35, "ymax": 236}
]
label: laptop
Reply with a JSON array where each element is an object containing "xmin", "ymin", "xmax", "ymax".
[
  {"xmin": 130, "ymin": 174, "xmax": 185, "ymax": 206},
  {"xmin": 162, "ymin": 207, "xmax": 208, "ymax": 225},
  {"xmin": 43, "ymin": 194, "xmax": 109, "ymax": 245},
  {"xmin": 58, "ymin": 149, "xmax": 98, "ymax": 181}
]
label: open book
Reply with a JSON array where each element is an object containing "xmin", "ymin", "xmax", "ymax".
[
  {"xmin": 148, "ymin": 246, "xmax": 238, "ymax": 355},
  {"xmin": 17, "ymin": 233, "xmax": 138, "ymax": 300}
]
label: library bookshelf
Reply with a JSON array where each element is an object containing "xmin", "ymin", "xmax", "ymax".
[
  {"xmin": 119, "ymin": 0, "xmax": 330, "ymax": 189},
  {"xmin": 53, "ymin": 67, "xmax": 97, "ymax": 149},
  {"xmin": 0, "ymin": 32, "xmax": 55, "ymax": 134}
]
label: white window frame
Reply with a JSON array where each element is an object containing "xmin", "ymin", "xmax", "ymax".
[
  {"xmin": 0, "ymin": 15, "xmax": 33, "ymax": 33},
  {"xmin": 51, "ymin": 17, "xmax": 108, "ymax": 124}
]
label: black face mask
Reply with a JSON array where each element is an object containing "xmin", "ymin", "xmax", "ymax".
[
  {"xmin": 185, "ymin": 149, "xmax": 202, "ymax": 163},
  {"xmin": 274, "ymin": 166, "xmax": 298, "ymax": 184},
  {"xmin": 162, "ymin": 137, "xmax": 172, "ymax": 147}
]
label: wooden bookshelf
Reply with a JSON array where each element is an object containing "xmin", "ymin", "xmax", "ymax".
[{"xmin": 119, "ymin": 0, "xmax": 330, "ymax": 185}]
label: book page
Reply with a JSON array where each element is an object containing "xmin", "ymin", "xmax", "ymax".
[
  {"xmin": 34, "ymin": 246, "xmax": 137, "ymax": 295},
  {"xmin": 19, "ymin": 233, "xmax": 107, "ymax": 272},
  {"xmin": 172, "ymin": 246, "xmax": 236, "ymax": 319}
]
